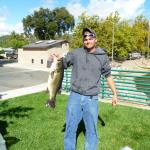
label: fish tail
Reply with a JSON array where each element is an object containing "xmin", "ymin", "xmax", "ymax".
[{"xmin": 46, "ymin": 99, "xmax": 56, "ymax": 108}]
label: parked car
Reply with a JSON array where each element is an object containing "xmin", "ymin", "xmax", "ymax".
[
  {"xmin": 0, "ymin": 60, "xmax": 3, "ymax": 67},
  {"xmin": 129, "ymin": 52, "xmax": 142, "ymax": 60},
  {"xmin": 6, "ymin": 52, "xmax": 18, "ymax": 59}
]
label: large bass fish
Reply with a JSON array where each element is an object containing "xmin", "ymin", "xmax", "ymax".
[{"xmin": 46, "ymin": 57, "xmax": 64, "ymax": 108}]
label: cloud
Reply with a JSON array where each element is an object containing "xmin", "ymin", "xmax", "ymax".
[
  {"xmin": 42, "ymin": 0, "xmax": 58, "ymax": 10},
  {"xmin": 43, "ymin": 0, "xmax": 54, "ymax": 4},
  {"xmin": 0, "ymin": 6, "xmax": 9, "ymax": 30},
  {"xmin": 66, "ymin": 2, "xmax": 86, "ymax": 19},
  {"xmin": 29, "ymin": 0, "xmax": 56, "ymax": 14},
  {"xmin": 66, "ymin": 0, "xmax": 146, "ymax": 20},
  {"xmin": 0, "ymin": 21, "xmax": 24, "ymax": 36},
  {"xmin": 0, "ymin": 20, "xmax": 24, "ymax": 36},
  {"xmin": 0, "ymin": 6, "xmax": 23, "ymax": 36},
  {"xmin": 29, "ymin": 7, "xmax": 41, "ymax": 14},
  {"xmin": 0, "ymin": 6, "xmax": 9, "ymax": 19},
  {"xmin": 12, "ymin": 23, "xmax": 24, "ymax": 34},
  {"xmin": 0, "ymin": 17, "xmax": 6, "ymax": 22},
  {"xmin": 0, "ymin": 0, "xmax": 146, "ymax": 36}
]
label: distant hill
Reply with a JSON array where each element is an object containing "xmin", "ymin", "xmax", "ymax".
[{"xmin": 0, "ymin": 35, "xmax": 11, "ymax": 47}]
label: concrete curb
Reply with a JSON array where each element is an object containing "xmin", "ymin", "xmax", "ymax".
[{"xmin": 0, "ymin": 83, "xmax": 47, "ymax": 100}]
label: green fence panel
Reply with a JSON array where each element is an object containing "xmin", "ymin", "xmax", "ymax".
[
  {"xmin": 62, "ymin": 68, "xmax": 71, "ymax": 92},
  {"xmin": 62, "ymin": 68, "xmax": 150, "ymax": 106},
  {"xmin": 101, "ymin": 69, "xmax": 150, "ymax": 106}
]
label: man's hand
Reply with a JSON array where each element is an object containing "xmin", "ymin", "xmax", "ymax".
[
  {"xmin": 106, "ymin": 75, "xmax": 118, "ymax": 106},
  {"xmin": 50, "ymin": 53, "xmax": 59, "ymax": 62},
  {"xmin": 112, "ymin": 94, "xmax": 118, "ymax": 106}
]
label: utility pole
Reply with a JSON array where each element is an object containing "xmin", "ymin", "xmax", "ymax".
[
  {"xmin": 148, "ymin": 20, "xmax": 150, "ymax": 58},
  {"xmin": 112, "ymin": 22, "xmax": 114, "ymax": 61},
  {"xmin": 104, "ymin": 20, "xmax": 115, "ymax": 61}
]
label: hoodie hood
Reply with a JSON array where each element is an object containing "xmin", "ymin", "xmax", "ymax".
[
  {"xmin": 94, "ymin": 48, "xmax": 106, "ymax": 55},
  {"xmin": 84, "ymin": 47, "xmax": 106, "ymax": 55}
]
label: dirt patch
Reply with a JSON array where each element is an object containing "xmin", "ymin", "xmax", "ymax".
[{"xmin": 111, "ymin": 58, "xmax": 150, "ymax": 70}]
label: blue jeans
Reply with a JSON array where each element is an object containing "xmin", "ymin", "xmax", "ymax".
[{"xmin": 64, "ymin": 91, "xmax": 99, "ymax": 150}]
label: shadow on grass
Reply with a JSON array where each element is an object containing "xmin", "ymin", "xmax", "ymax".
[
  {"xmin": 62, "ymin": 115, "xmax": 105, "ymax": 144},
  {"xmin": 0, "ymin": 101, "xmax": 34, "ymax": 149},
  {"xmin": 0, "ymin": 120, "xmax": 20, "ymax": 149}
]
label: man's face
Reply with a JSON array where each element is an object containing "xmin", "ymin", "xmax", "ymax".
[{"xmin": 83, "ymin": 32, "xmax": 97, "ymax": 50}]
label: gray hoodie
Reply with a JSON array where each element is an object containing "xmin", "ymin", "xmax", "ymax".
[{"xmin": 63, "ymin": 47, "xmax": 111, "ymax": 95}]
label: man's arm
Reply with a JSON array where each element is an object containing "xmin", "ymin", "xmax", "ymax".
[
  {"xmin": 51, "ymin": 51, "xmax": 74, "ymax": 69},
  {"xmin": 106, "ymin": 75, "xmax": 118, "ymax": 106}
]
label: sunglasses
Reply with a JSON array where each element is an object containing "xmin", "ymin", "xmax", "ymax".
[{"xmin": 83, "ymin": 33, "xmax": 96, "ymax": 38}]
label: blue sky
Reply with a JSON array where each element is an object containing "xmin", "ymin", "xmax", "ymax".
[{"xmin": 0, "ymin": 0, "xmax": 150, "ymax": 35}]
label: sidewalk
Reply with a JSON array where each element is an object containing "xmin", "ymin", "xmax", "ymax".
[
  {"xmin": 0, "ymin": 62, "xmax": 49, "ymax": 101},
  {"xmin": 3, "ymin": 62, "xmax": 50, "ymax": 72}
]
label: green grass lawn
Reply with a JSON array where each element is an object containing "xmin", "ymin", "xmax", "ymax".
[{"xmin": 0, "ymin": 92, "xmax": 150, "ymax": 150}]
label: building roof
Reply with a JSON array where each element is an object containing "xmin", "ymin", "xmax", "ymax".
[{"xmin": 23, "ymin": 40, "xmax": 68, "ymax": 50}]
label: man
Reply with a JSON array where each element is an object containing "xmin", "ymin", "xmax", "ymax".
[{"xmin": 52, "ymin": 28, "xmax": 118, "ymax": 150}]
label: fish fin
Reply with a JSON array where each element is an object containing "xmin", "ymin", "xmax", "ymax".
[
  {"xmin": 50, "ymin": 71, "xmax": 54, "ymax": 79},
  {"xmin": 57, "ymin": 85, "xmax": 62, "ymax": 94},
  {"xmin": 46, "ymin": 99, "xmax": 55, "ymax": 108},
  {"xmin": 57, "ymin": 88, "xmax": 61, "ymax": 94},
  {"xmin": 46, "ymin": 87, "xmax": 49, "ymax": 93},
  {"xmin": 57, "ymin": 71, "xmax": 64, "ymax": 93}
]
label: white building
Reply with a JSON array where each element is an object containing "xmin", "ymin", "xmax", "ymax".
[{"xmin": 18, "ymin": 40, "xmax": 69, "ymax": 68}]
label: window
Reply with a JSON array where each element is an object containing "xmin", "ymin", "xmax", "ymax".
[
  {"xmin": 41, "ymin": 59, "xmax": 43, "ymax": 64},
  {"xmin": 31, "ymin": 59, "xmax": 34, "ymax": 63}
]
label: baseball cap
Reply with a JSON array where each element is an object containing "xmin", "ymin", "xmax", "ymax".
[{"xmin": 82, "ymin": 28, "xmax": 96, "ymax": 38}]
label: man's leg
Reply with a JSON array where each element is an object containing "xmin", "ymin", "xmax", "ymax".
[
  {"xmin": 82, "ymin": 95, "xmax": 99, "ymax": 150},
  {"xmin": 64, "ymin": 91, "xmax": 82, "ymax": 150}
]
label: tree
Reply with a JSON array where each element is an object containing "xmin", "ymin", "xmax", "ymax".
[
  {"xmin": 0, "ymin": 35, "xmax": 10, "ymax": 48},
  {"xmin": 0, "ymin": 32, "xmax": 28, "ymax": 50},
  {"xmin": 9, "ymin": 32, "xmax": 29, "ymax": 50},
  {"xmin": 70, "ymin": 12, "xmax": 149, "ymax": 60},
  {"xmin": 131, "ymin": 15, "xmax": 149, "ymax": 55},
  {"xmin": 97, "ymin": 12, "xmax": 120, "ymax": 56},
  {"xmin": 114, "ymin": 20, "xmax": 134, "ymax": 59},
  {"xmin": 22, "ymin": 7, "xmax": 75, "ymax": 40}
]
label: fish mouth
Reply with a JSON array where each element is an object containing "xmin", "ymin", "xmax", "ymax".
[{"xmin": 57, "ymin": 57, "xmax": 63, "ymax": 61}]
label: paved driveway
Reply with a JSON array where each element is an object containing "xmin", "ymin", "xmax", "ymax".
[{"xmin": 0, "ymin": 66, "xmax": 49, "ymax": 92}]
